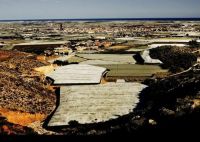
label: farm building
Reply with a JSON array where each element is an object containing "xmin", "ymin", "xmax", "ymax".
[
  {"xmin": 46, "ymin": 64, "xmax": 107, "ymax": 85},
  {"xmin": 47, "ymin": 82, "xmax": 147, "ymax": 126}
]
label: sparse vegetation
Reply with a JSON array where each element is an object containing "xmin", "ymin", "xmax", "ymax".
[
  {"xmin": 0, "ymin": 50, "xmax": 56, "ymax": 123},
  {"xmin": 150, "ymin": 46, "xmax": 197, "ymax": 73},
  {"xmin": 188, "ymin": 40, "xmax": 200, "ymax": 48}
]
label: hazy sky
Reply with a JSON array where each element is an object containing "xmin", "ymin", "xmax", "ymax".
[{"xmin": 0, "ymin": 0, "xmax": 199, "ymax": 20}]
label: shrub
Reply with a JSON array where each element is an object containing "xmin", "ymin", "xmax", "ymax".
[
  {"xmin": 53, "ymin": 60, "xmax": 69, "ymax": 66},
  {"xmin": 150, "ymin": 46, "xmax": 197, "ymax": 72},
  {"xmin": 188, "ymin": 40, "xmax": 199, "ymax": 48}
]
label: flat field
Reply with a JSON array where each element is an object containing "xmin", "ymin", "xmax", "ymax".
[
  {"xmin": 67, "ymin": 56, "xmax": 87, "ymax": 63},
  {"xmin": 76, "ymin": 54, "xmax": 136, "ymax": 64},
  {"xmin": 95, "ymin": 64, "xmax": 168, "ymax": 77}
]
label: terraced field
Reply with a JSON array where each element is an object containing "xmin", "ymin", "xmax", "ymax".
[
  {"xmin": 67, "ymin": 54, "xmax": 167, "ymax": 78},
  {"xmin": 67, "ymin": 56, "xmax": 87, "ymax": 63},
  {"xmin": 95, "ymin": 64, "xmax": 168, "ymax": 77},
  {"xmin": 76, "ymin": 54, "xmax": 136, "ymax": 64},
  {"xmin": 126, "ymin": 45, "xmax": 148, "ymax": 52}
]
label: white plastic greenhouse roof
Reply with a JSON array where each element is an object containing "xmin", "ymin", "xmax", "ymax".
[{"xmin": 46, "ymin": 64, "xmax": 107, "ymax": 85}]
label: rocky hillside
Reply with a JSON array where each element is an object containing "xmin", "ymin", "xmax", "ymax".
[
  {"xmin": 149, "ymin": 46, "xmax": 197, "ymax": 72},
  {"xmin": 0, "ymin": 50, "xmax": 56, "ymax": 134},
  {"xmin": 0, "ymin": 50, "xmax": 56, "ymax": 114}
]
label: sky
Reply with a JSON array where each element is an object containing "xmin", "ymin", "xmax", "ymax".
[{"xmin": 0, "ymin": 0, "xmax": 199, "ymax": 20}]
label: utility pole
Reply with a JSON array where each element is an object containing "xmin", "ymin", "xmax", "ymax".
[{"xmin": 59, "ymin": 23, "xmax": 64, "ymax": 31}]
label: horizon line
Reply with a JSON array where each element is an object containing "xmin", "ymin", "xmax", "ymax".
[{"xmin": 1, "ymin": 17, "xmax": 200, "ymax": 22}]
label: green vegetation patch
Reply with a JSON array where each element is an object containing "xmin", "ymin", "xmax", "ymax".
[
  {"xmin": 95, "ymin": 64, "xmax": 168, "ymax": 77},
  {"xmin": 68, "ymin": 56, "xmax": 87, "ymax": 63}
]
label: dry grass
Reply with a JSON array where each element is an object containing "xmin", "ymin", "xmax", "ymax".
[
  {"xmin": 34, "ymin": 65, "xmax": 56, "ymax": 75},
  {"xmin": 100, "ymin": 77, "xmax": 108, "ymax": 84},
  {"xmin": 108, "ymin": 45, "xmax": 130, "ymax": 50},
  {"xmin": 192, "ymin": 99, "xmax": 200, "ymax": 109},
  {"xmin": 36, "ymin": 55, "xmax": 46, "ymax": 61},
  {"xmin": 67, "ymin": 56, "xmax": 87, "ymax": 63}
]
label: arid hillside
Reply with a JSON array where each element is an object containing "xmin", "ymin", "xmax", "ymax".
[
  {"xmin": 149, "ymin": 46, "xmax": 197, "ymax": 72},
  {"xmin": 0, "ymin": 50, "xmax": 56, "ymax": 132}
]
